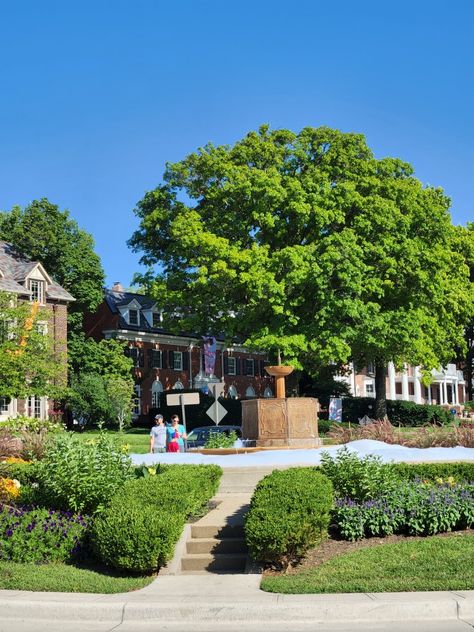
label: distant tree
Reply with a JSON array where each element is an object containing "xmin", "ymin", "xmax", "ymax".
[
  {"xmin": 106, "ymin": 376, "xmax": 134, "ymax": 432},
  {"xmin": 0, "ymin": 292, "xmax": 64, "ymax": 400},
  {"xmin": 69, "ymin": 338, "xmax": 134, "ymax": 383},
  {"xmin": 0, "ymin": 199, "xmax": 105, "ymax": 371},
  {"xmin": 68, "ymin": 374, "xmax": 111, "ymax": 427},
  {"xmin": 129, "ymin": 126, "xmax": 473, "ymax": 418}
]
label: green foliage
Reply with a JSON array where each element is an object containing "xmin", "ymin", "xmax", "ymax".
[
  {"xmin": 0, "ymin": 292, "xmax": 65, "ymax": 399},
  {"xmin": 129, "ymin": 125, "xmax": 473, "ymax": 395},
  {"xmin": 31, "ymin": 432, "xmax": 134, "ymax": 514},
  {"xmin": 92, "ymin": 464, "xmax": 222, "ymax": 573},
  {"xmin": 320, "ymin": 447, "xmax": 399, "ymax": 501},
  {"xmin": 69, "ymin": 338, "xmax": 134, "ymax": 383},
  {"xmin": 0, "ymin": 199, "xmax": 105, "ymax": 372},
  {"xmin": 1, "ymin": 416, "xmax": 64, "ymax": 434},
  {"xmin": 67, "ymin": 373, "xmax": 112, "ymax": 427},
  {"xmin": 317, "ymin": 419, "xmax": 332, "ymax": 435},
  {"xmin": 0, "ymin": 504, "xmax": 88, "ymax": 563},
  {"xmin": 204, "ymin": 430, "xmax": 238, "ymax": 448},
  {"xmin": 465, "ymin": 400, "xmax": 474, "ymax": 411},
  {"xmin": 91, "ymin": 501, "xmax": 182, "ymax": 574},
  {"xmin": 334, "ymin": 481, "xmax": 474, "ymax": 541},
  {"xmin": 245, "ymin": 468, "xmax": 333, "ymax": 568},
  {"xmin": 390, "ymin": 462, "xmax": 474, "ymax": 483},
  {"xmin": 106, "ymin": 376, "xmax": 134, "ymax": 431},
  {"xmin": 340, "ymin": 397, "xmax": 452, "ymax": 426}
]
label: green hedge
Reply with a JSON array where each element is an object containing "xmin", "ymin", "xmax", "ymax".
[
  {"xmin": 341, "ymin": 397, "xmax": 452, "ymax": 427},
  {"xmin": 390, "ymin": 462, "xmax": 474, "ymax": 482},
  {"xmin": 92, "ymin": 464, "xmax": 222, "ymax": 573},
  {"xmin": 245, "ymin": 468, "xmax": 333, "ymax": 569}
]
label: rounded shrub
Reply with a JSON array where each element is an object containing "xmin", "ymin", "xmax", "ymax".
[
  {"xmin": 245, "ymin": 467, "xmax": 333, "ymax": 569},
  {"xmin": 91, "ymin": 498, "xmax": 183, "ymax": 573}
]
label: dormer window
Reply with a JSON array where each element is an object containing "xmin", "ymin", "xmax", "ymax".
[
  {"xmin": 29, "ymin": 279, "xmax": 45, "ymax": 304},
  {"xmin": 129, "ymin": 309, "xmax": 139, "ymax": 325},
  {"xmin": 152, "ymin": 312, "xmax": 161, "ymax": 328}
]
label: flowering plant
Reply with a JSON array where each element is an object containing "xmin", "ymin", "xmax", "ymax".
[{"xmin": 0, "ymin": 478, "xmax": 21, "ymax": 502}]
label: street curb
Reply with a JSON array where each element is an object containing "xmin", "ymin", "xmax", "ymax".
[{"xmin": 1, "ymin": 591, "xmax": 473, "ymax": 624}]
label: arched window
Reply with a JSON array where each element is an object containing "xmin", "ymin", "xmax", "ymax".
[
  {"xmin": 173, "ymin": 381, "xmax": 184, "ymax": 390},
  {"xmin": 263, "ymin": 387, "xmax": 273, "ymax": 398},
  {"xmin": 245, "ymin": 386, "xmax": 256, "ymax": 398},
  {"xmin": 228, "ymin": 385, "xmax": 238, "ymax": 399},
  {"xmin": 151, "ymin": 380, "xmax": 163, "ymax": 408},
  {"xmin": 133, "ymin": 385, "xmax": 141, "ymax": 417}
]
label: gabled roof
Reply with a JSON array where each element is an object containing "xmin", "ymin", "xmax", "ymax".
[
  {"xmin": 105, "ymin": 289, "xmax": 163, "ymax": 332},
  {"xmin": 0, "ymin": 241, "xmax": 75, "ymax": 301}
]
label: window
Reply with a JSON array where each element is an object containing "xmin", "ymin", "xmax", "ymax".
[
  {"xmin": 0, "ymin": 397, "xmax": 10, "ymax": 413},
  {"xmin": 149, "ymin": 349, "xmax": 162, "ymax": 368},
  {"xmin": 151, "ymin": 380, "xmax": 163, "ymax": 408},
  {"xmin": 172, "ymin": 351, "xmax": 183, "ymax": 371},
  {"xmin": 245, "ymin": 359, "xmax": 255, "ymax": 376},
  {"xmin": 365, "ymin": 382, "xmax": 375, "ymax": 396},
  {"xmin": 133, "ymin": 385, "xmax": 141, "ymax": 416},
  {"xmin": 227, "ymin": 357, "xmax": 236, "ymax": 375},
  {"xmin": 228, "ymin": 385, "xmax": 238, "ymax": 399},
  {"xmin": 35, "ymin": 321, "xmax": 48, "ymax": 335},
  {"xmin": 173, "ymin": 381, "xmax": 184, "ymax": 390},
  {"xmin": 28, "ymin": 395, "xmax": 43, "ymax": 419},
  {"xmin": 152, "ymin": 312, "xmax": 161, "ymax": 328},
  {"xmin": 263, "ymin": 387, "xmax": 273, "ymax": 398},
  {"xmin": 366, "ymin": 362, "xmax": 375, "ymax": 376},
  {"xmin": 128, "ymin": 309, "xmax": 139, "ymax": 325},
  {"xmin": 395, "ymin": 382, "xmax": 402, "ymax": 395},
  {"xmin": 128, "ymin": 347, "xmax": 144, "ymax": 367},
  {"xmin": 29, "ymin": 279, "xmax": 45, "ymax": 304},
  {"xmin": 245, "ymin": 386, "xmax": 256, "ymax": 398}
]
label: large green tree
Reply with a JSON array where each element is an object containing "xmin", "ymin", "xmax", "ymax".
[
  {"xmin": 0, "ymin": 199, "xmax": 105, "ymax": 371},
  {"xmin": 129, "ymin": 126, "xmax": 473, "ymax": 417}
]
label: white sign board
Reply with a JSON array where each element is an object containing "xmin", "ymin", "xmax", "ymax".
[
  {"xmin": 206, "ymin": 401, "xmax": 228, "ymax": 425},
  {"xmin": 166, "ymin": 392, "xmax": 200, "ymax": 406}
]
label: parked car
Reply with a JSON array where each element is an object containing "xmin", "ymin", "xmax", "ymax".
[{"xmin": 186, "ymin": 425, "xmax": 242, "ymax": 449}]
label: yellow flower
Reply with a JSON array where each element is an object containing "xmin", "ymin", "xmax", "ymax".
[
  {"xmin": 147, "ymin": 467, "xmax": 156, "ymax": 476},
  {"xmin": 121, "ymin": 444, "xmax": 131, "ymax": 453},
  {"xmin": 447, "ymin": 476, "xmax": 455, "ymax": 486},
  {"xmin": 2, "ymin": 457, "xmax": 30, "ymax": 465},
  {"xmin": 0, "ymin": 477, "xmax": 21, "ymax": 500},
  {"xmin": 435, "ymin": 477, "xmax": 444, "ymax": 485}
]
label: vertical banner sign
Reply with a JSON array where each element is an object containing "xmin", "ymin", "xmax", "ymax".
[
  {"xmin": 203, "ymin": 336, "xmax": 217, "ymax": 376},
  {"xmin": 328, "ymin": 397, "xmax": 343, "ymax": 422}
]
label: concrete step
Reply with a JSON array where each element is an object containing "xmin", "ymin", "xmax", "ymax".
[
  {"xmin": 218, "ymin": 468, "xmax": 276, "ymax": 493},
  {"xmin": 191, "ymin": 523, "xmax": 245, "ymax": 539},
  {"xmin": 186, "ymin": 537, "xmax": 247, "ymax": 555},
  {"xmin": 181, "ymin": 553, "xmax": 248, "ymax": 572}
]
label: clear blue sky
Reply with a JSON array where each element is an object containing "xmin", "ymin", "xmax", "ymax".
[{"xmin": 0, "ymin": 0, "xmax": 472, "ymax": 287}]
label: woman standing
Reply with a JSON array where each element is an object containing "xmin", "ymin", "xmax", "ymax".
[{"xmin": 166, "ymin": 414, "xmax": 187, "ymax": 453}]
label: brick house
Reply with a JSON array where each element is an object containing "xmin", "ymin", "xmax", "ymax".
[
  {"xmin": 0, "ymin": 241, "xmax": 74, "ymax": 420},
  {"xmin": 84, "ymin": 283, "xmax": 275, "ymax": 423}
]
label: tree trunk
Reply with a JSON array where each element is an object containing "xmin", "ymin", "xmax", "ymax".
[{"xmin": 374, "ymin": 363, "xmax": 388, "ymax": 420}]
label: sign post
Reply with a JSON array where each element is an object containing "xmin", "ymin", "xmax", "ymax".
[{"xmin": 166, "ymin": 392, "xmax": 200, "ymax": 436}]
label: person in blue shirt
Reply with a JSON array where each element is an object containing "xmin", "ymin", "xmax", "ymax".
[{"xmin": 166, "ymin": 414, "xmax": 187, "ymax": 452}]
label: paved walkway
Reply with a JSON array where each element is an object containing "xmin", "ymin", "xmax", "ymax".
[{"xmin": 1, "ymin": 466, "xmax": 473, "ymax": 631}]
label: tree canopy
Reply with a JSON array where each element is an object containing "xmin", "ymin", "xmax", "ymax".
[
  {"xmin": 129, "ymin": 126, "xmax": 473, "ymax": 414},
  {"xmin": 0, "ymin": 199, "xmax": 105, "ymax": 371}
]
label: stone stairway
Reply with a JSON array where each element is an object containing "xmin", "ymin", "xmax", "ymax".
[{"xmin": 163, "ymin": 467, "xmax": 287, "ymax": 575}]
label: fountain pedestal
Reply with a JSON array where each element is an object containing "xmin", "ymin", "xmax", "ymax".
[{"xmin": 241, "ymin": 397, "xmax": 321, "ymax": 448}]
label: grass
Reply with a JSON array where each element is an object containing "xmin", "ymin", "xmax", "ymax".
[
  {"xmin": 0, "ymin": 560, "xmax": 155, "ymax": 593},
  {"xmin": 67, "ymin": 428, "xmax": 150, "ymax": 454},
  {"xmin": 261, "ymin": 533, "xmax": 474, "ymax": 594}
]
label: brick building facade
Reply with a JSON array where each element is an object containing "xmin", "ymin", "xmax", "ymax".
[
  {"xmin": 0, "ymin": 241, "xmax": 74, "ymax": 420},
  {"xmin": 84, "ymin": 284, "xmax": 275, "ymax": 424}
]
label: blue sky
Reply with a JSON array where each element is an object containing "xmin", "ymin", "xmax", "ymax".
[{"xmin": 0, "ymin": 0, "xmax": 472, "ymax": 287}]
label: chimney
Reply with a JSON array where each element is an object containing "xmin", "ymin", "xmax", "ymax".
[{"xmin": 111, "ymin": 281, "xmax": 124, "ymax": 292}]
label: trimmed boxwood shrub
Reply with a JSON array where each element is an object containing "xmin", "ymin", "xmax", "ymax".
[
  {"xmin": 245, "ymin": 468, "xmax": 333, "ymax": 569},
  {"xmin": 390, "ymin": 462, "xmax": 474, "ymax": 483},
  {"xmin": 341, "ymin": 397, "xmax": 452, "ymax": 427},
  {"xmin": 92, "ymin": 464, "xmax": 222, "ymax": 573},
  {"xmin": 91, "ymin": 500, "xmax": 183, "ymax": 573}
]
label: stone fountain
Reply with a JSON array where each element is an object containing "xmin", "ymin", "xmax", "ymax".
[{"xmin": 241, "ymin": 365, "xmax": 321, "ymax": 448}]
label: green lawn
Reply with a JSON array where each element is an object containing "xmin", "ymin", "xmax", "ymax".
[
  {"xmin": 261, "ymin": 533, "xmax": 474, "ymax": 594},
  {"xmin": 70, "ymin": 428, "xmax": 150, "ymax": 453},
  {"xmin": 0, "ymin": 561, "xmax": 154, "ymax": 593}
]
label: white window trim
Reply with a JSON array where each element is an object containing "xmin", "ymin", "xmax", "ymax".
[
  {"xmin": 128, "ymin": 309, "xmax": 139, "ymax": 325},
  {"xmin": 227, "ymin": 356, "xmax": 236, "ymax": 375},
  {"xmin": 151, "ymin": 380, "xmax": 163, "ymax": 408},
  {"xmin": 173, "ymin": 351, "xmax": 183, "ymax": 371},
  {"xmin": 28, "ymin": 279, "xmax": 45, "ymax": 305}
]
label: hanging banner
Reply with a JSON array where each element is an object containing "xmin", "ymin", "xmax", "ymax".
[
  {"xmin": 328, "ymin": 397, "xmax": 342, "ymax": 422},
  {"xmin": 203, "ymin": 335, "xmax": 217, "ymax": 376}
]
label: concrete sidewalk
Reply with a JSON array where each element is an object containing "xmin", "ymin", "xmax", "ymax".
[{"xmin": 0, "ymin": 576, "xmax": 473, "ymax": 628}]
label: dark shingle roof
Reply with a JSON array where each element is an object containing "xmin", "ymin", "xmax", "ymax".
[{"xmin": 0, "ymin": 241, "xmax": 75, "ymax": 301}]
